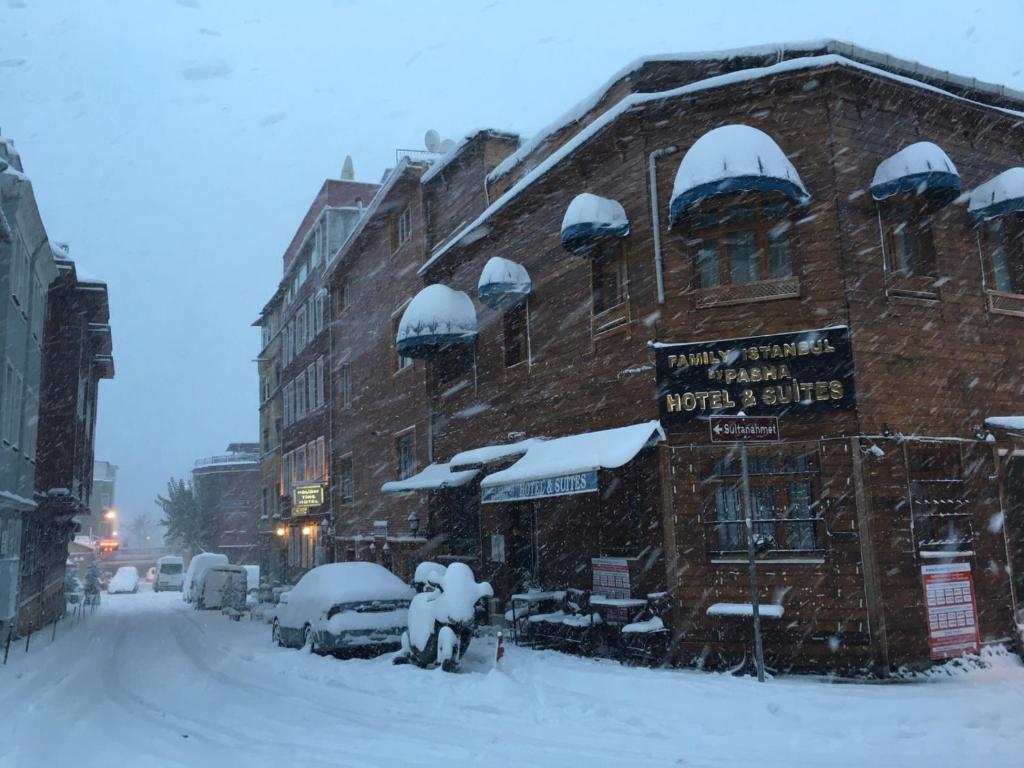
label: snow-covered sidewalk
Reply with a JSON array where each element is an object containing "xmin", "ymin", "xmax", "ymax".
[{"xmin": 1, "ymin": 590, "xmax": 1022, "ymax": 768}]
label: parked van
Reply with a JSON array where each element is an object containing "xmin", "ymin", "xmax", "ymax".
[
  {"xmin": 183, "ymin": 552, "xmax": 229, "ymax": 603},
  {"xmin": 154, "ymin": 555, "xmax": 185, "ymax": 592},
  {"xmin": 196, "ymin": 564, "xmax": 247, "ymax": 611}
]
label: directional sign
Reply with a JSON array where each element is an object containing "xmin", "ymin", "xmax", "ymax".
[{"xmin": 709, "ymin": 415, "xmax": 780, "ymax": 443}]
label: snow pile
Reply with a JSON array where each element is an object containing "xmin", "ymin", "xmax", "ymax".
[
  {"xmin": 406, "ymin": 591, "xmax": 438, "ymax": 651},
  {"xmin": 480, "ymin": 421, "xmax": 664, "ymax": 488},
  {"xmin": 560, "ymin": 193, "xmax": 630, "ymax": 254},
  {"xmin": 986, "ymin": 416, "xmax": 1024, "ymax": 431},
  {"xmin": 395, "ymin": 284, "xmax": 477, "ymax": 357},
  {"xmin": 870, "ymin": 141, "xmax": 960, "ymax": 201},
  {"xmin": 707, "ymin": 602, "xmax": 785, "ymax": 619},
  {"xmin": 477, "ymin": 256, "xmax": 532, "ymax": 309},
  {"xmin": 381, "ymin": 462, "xmax": 479, "ymax": 494},
  {"xmin": 431, "ymin": 562, "xmax": 494, "ymax": 624},
  {"xmin": 182, "ymin": 552, "xmax": 227, "ymax": 602},
  {"xmin": 968, "ymin": 167, "xmax": 1024, "ymax": 220},
  {"xmin": 449, "ymin": 437, "xmax": 542, "ymax": 470},
  {"xmin": 108, "ymin": 567, "xmax": 139, "ymax": 594},
  {"xmin": 324, "ymin": 606, "xmax": 409, "ymax": 635},
  {"xmin": 413, "ymin": 561, "xmax": 446, "ymax": 587},
  {"xmin": 622, "ymin": 616, "xmax": 665, "ymax": 634},
  {"xmin": 669, "ymin": 124, "xmax": 809, "ymax": 225}
]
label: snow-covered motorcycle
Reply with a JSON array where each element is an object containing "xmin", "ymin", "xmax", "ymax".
[{"xmin": 397, "ymin": 561, "xmax": 492, "ymax": 672}]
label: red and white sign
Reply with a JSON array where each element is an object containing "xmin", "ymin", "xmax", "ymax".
[{"xmin": 921, "ymin": 562, "xmax": 980, "ymax": 660}]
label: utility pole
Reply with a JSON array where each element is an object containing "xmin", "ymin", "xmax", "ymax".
[{"xmin": 739, "ymin": 442, "xmax": 765, "ymax": 683}]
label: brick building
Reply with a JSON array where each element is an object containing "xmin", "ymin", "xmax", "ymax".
[
  {"xmin": 256, "ymin": 41, "xmax": 1024, "ymax": 673},
  {"xmin": 268, "ymin": 175, "xmax": 378, "ymax": 582},
  {"xmin": 192, "ymin": 444, "xmax": 260, "ymax": 564}
]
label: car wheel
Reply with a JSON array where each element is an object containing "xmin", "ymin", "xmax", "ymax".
[
  {"xmin": 302, "ymin": 625, "xmax": 315, "ymax": 654},
  {"xmin": 272, "ymin": 621, "xmax": 284, "ymax": 647}
]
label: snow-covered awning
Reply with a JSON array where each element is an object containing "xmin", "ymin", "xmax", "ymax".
[
  {"xmin": 870, "ymin": 141, "xmax": 960, "ymax": 202},
  {"xmin": 668, "ymin": 124, "xmax": 809, "ymax": 226},
  {"xmin": 477, "ymin": 256, "xmax": 531, "ymax": 310},
  {"xmin": 381, "ymin": 463, "xmax": 479, "ymax": 494},
  {"xmin": 968, "ymin": 168, "xmax": 1024, "ymax": 221},
  {"xmin": 396, "ymin": 284, "xmax": 478, "ymax": 359},
  {"xmin": 449, "ymin": 438, "xmax": 543, "ymax": 471},
  {"xmin": 480, "ymin": 421, "xmax": 664, "ymax": 503},
  {"xmin": 560, "ymin": 193, "xmax": 630, "ymax": 255},
  {"xmin": 985, "ymin": 416, "xmax": 1024, "ymax": 432}
]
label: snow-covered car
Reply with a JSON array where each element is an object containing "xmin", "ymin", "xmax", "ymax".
[
  {"xmin": 107, "ymin": 566, "xmax": 139, "ymax": 594},
  {"xmin": 272, "ymin": 563, "xmax": 414, "ymax": 657},
  {"xmin": 182, "ymin": 552, "xmax": 228, "ymax": 603},
  {"xmin": 154, "ymin": 555, "xmax": 185, "ymax": 592}
]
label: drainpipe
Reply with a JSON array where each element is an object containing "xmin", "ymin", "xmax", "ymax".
[{"xmin": 648, "ymin": 146, "xmax": 678, "ymax": 305}]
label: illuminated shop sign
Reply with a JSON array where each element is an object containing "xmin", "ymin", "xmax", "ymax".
[
  {"xmin": 292, "ymin": 483, "xmax": 325, "ymax": 510},
  {"xmin": 481, "ymin": 470, "xmax": 598, "ymax": 504},
  {"xmin": 655, "ymin": 325, "xmax": 856, "ymax": 427}
]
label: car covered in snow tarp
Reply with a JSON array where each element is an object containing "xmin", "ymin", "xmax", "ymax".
[
  {"xmin": 107, "ymin": 566, "xmax": 139, "ymax": 594},
  {"xmin": 182, "ymin": 552, "xmax": 229, "ymax": 603},
  {"xmin": 272, "ymin": 563, "xmax": 414, "ymax": 657}
]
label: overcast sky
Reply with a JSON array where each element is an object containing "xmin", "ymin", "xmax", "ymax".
[{"xmin": 1, "ymin": 0, "xmax": 1022, "ymax": 528}]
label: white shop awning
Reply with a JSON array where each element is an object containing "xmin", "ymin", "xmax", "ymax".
[
  {"xmin": 870, "ymin": 141, "xmax": 960, "ymax": 202},
  {"xmin": 380, "ymin": 463, "xmax": 479, "ymax": 494},
  {"xmin": 449, "ymin": 438, "xmax": 543, "ymax": 471},
  {"xmin": 395, "ymin": 284, "xmax": 478, "ymax": 359},
  {"xmin": 477, "ymin": 256, "xmax": 532, "ymax": 310},
  {"xmin": 968, "ymin": 168, "xmax": 1024, "ymax": 221},
  {"xmin": 479, "ymin": 421, "xmax": 664, "ymax": 503}
]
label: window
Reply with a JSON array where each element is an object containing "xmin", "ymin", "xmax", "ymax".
[
  {"xmin": 310, "ymin": 225, "xmax": 322, "ymax": 266},
  {"xmin": 306, "ymin": 363, "xmax": 317, "ymax": 410},
  {"xmin": 887, "ymin": 211, "xmax": 937, "ymax": 278},
  {"xmin": 687, "ymin": 199, "xmax": 793, "ymax": 288},
  {"xmin": 262, "ymin": 427, "xmax": 269, "ymax": 453},
  {"xmin": 283, "ymin": 382, "xmax": 292, "ymax": 426},
  {"xmin": 307, "ymin": 299, "xmax": 316, "ymax": 341},
  {"xmin": 393, "ymin": 207, "xmax": 412, "ymax": 252},
  {"xmin": 317, "ymin": 436, "xmax": 327, "ymax": 483},
  {"xmin": 591, "ymin": 243, "xmax": 628, "ymax": 313},
  {"xmin": 315, "ymin": 292, "xmax": 325, "ymax": 334},
  {"xmin": 296, "ymin": 446, "xmax": 306, "ymax": 483},
  {"xmin": 984, "ymin": 217, "xmax": 1024, "ymax": 295},
  {"xmin": 261, "ymin": 487, "xmax": 268, "ymax": 518},
  {"xmin": 339, "ymin": 454, "xmax": 354, "ymax": 504},
  {"xmin": 315, "ymin": 357, "xmax": 325, "ymax": 409},
  {"xmin": 339, "ymin": 362, "xmax": 352, "ymax": 407},
  {"xmin": 503, "ymin": 304, "xmax": 527, "ymax": 367},
  {"xmin": 396, "ymin": 432, "xmax": 416, "ymax": 480},
  {"xmin": 907, "ymin": 443, "xmax": 972, "ymax": 551},
  {"xmin": 703, "ymin": 448, "xmax": 820, "ymax": 553}
]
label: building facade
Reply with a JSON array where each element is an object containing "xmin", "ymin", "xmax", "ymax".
[
  {"xmin": 0, "ymin": 138, "xmax": 60, "ymax": 634},
  {"xmin": 24, "ymin": 252, "xmax": 113, "ymax": 632},
  {"xmin": 255, "ymin": 41, "xmax": 1024, "ymax": 673},
  {"xmin": 192, "ymin": 444, "xmax": 261, "ymax": 564},
  {"xmin": 83, "ymin": 459, "xmax": 117, "ymax": 538},
  {"xmin": 254, "ymin": 289, "xmax": 284, "ymax": 583},
  {"xmin": 263, "ymin": 176, "xmax": 378, "ymax": 583}
]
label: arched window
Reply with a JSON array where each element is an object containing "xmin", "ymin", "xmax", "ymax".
[{"xmin": 969, "ymin": 168, "xmax": 1024, "ymax": 315}]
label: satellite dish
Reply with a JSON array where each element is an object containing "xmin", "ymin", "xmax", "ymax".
[
  {"xmin": 424, "ymin": 129, "xmax": 441, "ymax": 153},
  {"xmin": 340, "ymin": 155, "xmax": 355, "ymax": 181},
  {"xmin": 438, "ymin": 138, "xmax": 456, "ymax": 154}
]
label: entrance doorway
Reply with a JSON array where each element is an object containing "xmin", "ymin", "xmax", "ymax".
[
  {"xmin": 1005, "ymin": 457, "xmax": 1024, "ymax": 623},
  {"xmin": 508, "ymin": 502, "xmax": 537, "ymax": 593}
]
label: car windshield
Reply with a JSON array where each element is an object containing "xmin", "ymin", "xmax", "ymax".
[{"xmin": 3, "ymin": 5, "xmax": 1024, "ymax": 767}]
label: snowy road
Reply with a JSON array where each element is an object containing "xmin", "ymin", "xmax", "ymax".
[{"xmin": 1, "ymin": 591, "xmax": 1023, "ymax": 768}]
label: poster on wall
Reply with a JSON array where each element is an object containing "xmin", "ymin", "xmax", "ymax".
[{"xmin": 921, "ymin": 562, "xmax": 981, "ymax": 660}]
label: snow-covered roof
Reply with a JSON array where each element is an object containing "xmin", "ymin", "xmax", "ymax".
[
  {"xmin": 380, "ymin": 462, "xmax": 479, "ymax": 494},
  {"xmin": 968, "ymin": 168, "xmax": 1024, "ymax": 221},
  {"xmin": 668, "ymin": 125, "xmax": 809, "ymax": 224},
  {"xmin": 420, "ymin": 129, "xmax": 519, "ymax": 185},
  {"xmin": 870, "ymin": 141, "xmax": 960, "ymax": 202},
  {"xmin": 479, "ymin": 421, "xmax": 664, "ymax": 489},
  {"xmin": 422, "ymin": 52, "xmax": 1022, "ymax": 277},
  {"xmin": 477, "ymin": 256, "xmax": 531, "ymax": 309},
  {"xmin": 396, "ymin": 284, "xmax": 478, "ymax": 358},
  {"xmin": 487, "ymin": 39, "xmax": 1024, "ymax": 187},
  {"xmin": 985, "ymin": 416, "xmax": 1024, "ymax": 431},
  {"xmin": 449, "ymin": 437, "xmax": 542, "ymax": 470},
  {"xmin": 560, "ymin": 193, "xmax": 630, "ymax": 254}
]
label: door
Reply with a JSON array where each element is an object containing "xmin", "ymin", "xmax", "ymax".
[
  {"xmin": 508, "ymin": 502, "xmax": 536, "ymax": 593},
  {"xmin": 1005, "ymin": 457, "xmax": 1024, "ymax": 622}
]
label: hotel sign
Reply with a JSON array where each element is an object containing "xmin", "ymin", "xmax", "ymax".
[
  {"xmin": 292, "ymin": 483, "xmax": 325, "ymax": 511},
  {"xmin": 655, "ymin": 325, "xmax": 856, "ymax": 427},
  {"xmin": 482, "ymin": 470, "xmax": 598, "ymax": 504}
]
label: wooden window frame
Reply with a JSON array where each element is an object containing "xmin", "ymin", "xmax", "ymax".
[
  {"xmin": 880, "ymin": 197, "xmax": 942, "ymax": 301},
  {"xmin": 981, "ymin": 216, "xmax": 1024, "ymax": 316},
  {"xmin": 502, "ymin": 303, "xmax": 528, "ymax": 368},
  {"xmin": 590, "ymin": 242, "xmax": 631, "ymax": 340},
  {"xmin": 701, "ymin": 445, "xmax": 824, "ymax": 556},
  {"xmin": 395, "ymin": 429, "xmax": 416, "ymax": 481},
  {"xmin": 392, "ymin": 206, "xmax": 412, "ymax": 254}
]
